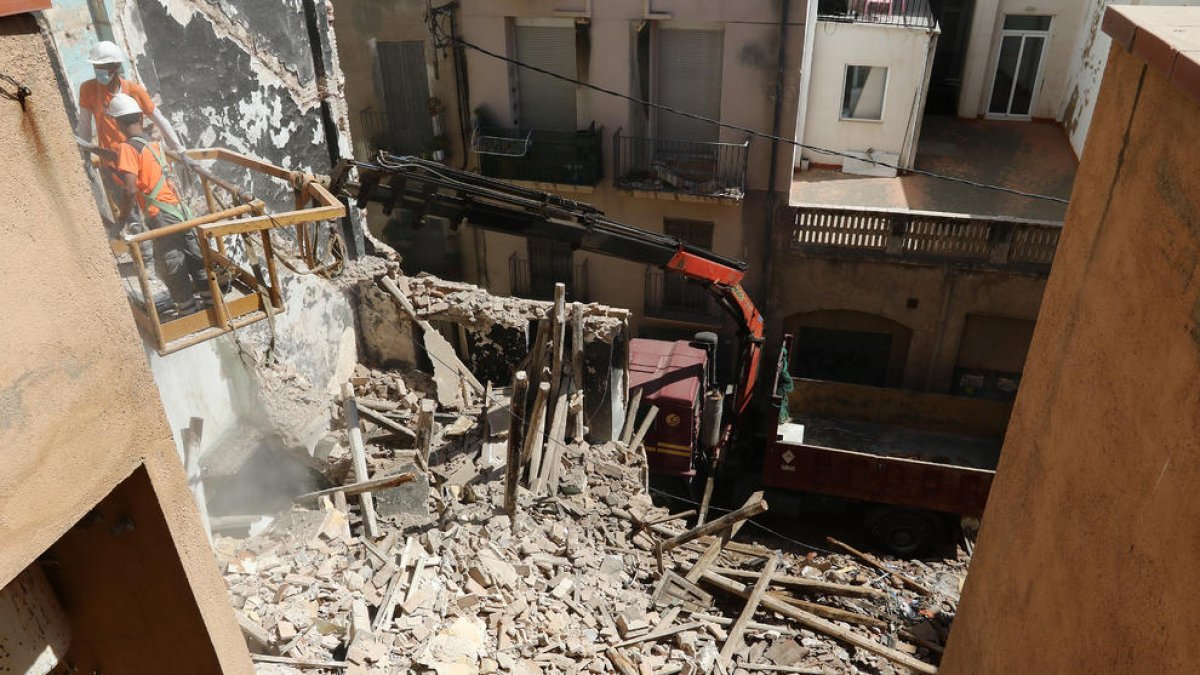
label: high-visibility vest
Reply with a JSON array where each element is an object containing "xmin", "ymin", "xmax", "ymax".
[{"xmin": 126, "ymin": 136, "xmax": 191, "ymax": 222}]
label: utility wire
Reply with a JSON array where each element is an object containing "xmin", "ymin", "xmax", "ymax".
[{"xmin": 429, "ymin": 21, "xmax": 1069, "ymax": 205}]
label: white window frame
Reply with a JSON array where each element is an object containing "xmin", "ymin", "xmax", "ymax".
[
  {"xmin": 839, "ymin": 64, "xmax": 889, "ymax": 123},
  {"xmin": 983, "ymin": 15, "xmax": 1053, "ymax": 120}
]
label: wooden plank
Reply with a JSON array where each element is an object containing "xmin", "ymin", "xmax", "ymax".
[
  {"xmin": 536, "ymin": 388, "xmax": 570, "ymax": 495},
  {"xmin": 768, "ymin": 594, "xmax": 887, "ymax": 629},
  {"xmin": 604, "ymin": 647, "xmax": 639, "ymax": 675},
  {"xmin": 826, "ymin": 537, "xmax": 933, "ymax": 596},
  {"xmin": 571, "ymin": 302, "xmax": 585, "ymax": 442},
  {"xmin": 503, "ymin": 371, "xmax": 530, "ymax": 517},
  {"xmin": 415, "ymin": 400, "xmax": 436, "ymax": 470},
  {"xmin": 249, "ymin": 653, "xmax": 348, "ymax": 669},
  {"xmin": 702, "ymin": 572, "xmax": 937, "ymax": 675},
  {"xmin": 613, "ymin": 622, "xmax": 705, "ymax": 648},
  {"xmin": 523, "ymin": 381, "xmax": 552, "ymax": 484},
  {"xmin": 547, "ymin": 283, "xmax": 568, "ymax": 424},
  {"xmin": 356, "ymin": 403, "xmax": 417, "ymax": 439},
  {"xmin": 295, "ymin": 472, "xmax": 416, "ymax": 503},
  {"xmin": 619, "ymin": 388, "xmax": 643, "ymax": 446},
  {"xmin": 721, "ymin": 553, "xmax": 781, "ymax": 663},
  {"xmin": 660, "ymin": 499, "xmax": 767, "ymax": 554},
  {"xmin": 341, "ymin": 383, "xmax": 379, "ymax": 539}
]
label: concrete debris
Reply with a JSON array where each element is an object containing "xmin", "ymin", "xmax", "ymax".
[{"xmin": 214, "ymin": 273, "xmax": 963, "ymax": 675}]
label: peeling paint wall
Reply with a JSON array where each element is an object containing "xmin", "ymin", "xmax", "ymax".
[{"xmin": 1059, "ymin": 0, "xmax": 1200, "ymax": 157}]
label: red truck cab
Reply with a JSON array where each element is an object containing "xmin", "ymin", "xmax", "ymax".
[{"xmin": 628, "ymin": 338, "xmax": 707, "ymax": 477}]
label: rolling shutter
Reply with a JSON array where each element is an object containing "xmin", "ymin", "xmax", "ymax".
[
  {"xmin": 656, "ymin": 28, "xmax": 723, "ymax": 142},
  {"xmin": 515, "ymin": 25, "xmax": 578, "ymax": 132}
]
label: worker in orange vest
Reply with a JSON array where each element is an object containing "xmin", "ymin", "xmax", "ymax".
[
  {"xmin": 109, "ymin": 93, "xmax": 205, "ymax": 317},
  {"xmin": 75, "ymin": 40, "xmax": 190, "ymax": 223}
]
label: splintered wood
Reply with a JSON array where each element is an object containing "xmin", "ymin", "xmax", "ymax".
[{"xmin": 213, "ymin": 278, "xmax": 959, "ymax": 675}]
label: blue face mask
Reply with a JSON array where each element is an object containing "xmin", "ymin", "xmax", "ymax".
[{"xmin": 94, "ymin": 67, "xmax": 116, "ymax": 86}]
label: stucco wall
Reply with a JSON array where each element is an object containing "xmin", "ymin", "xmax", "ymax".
[
  {"xmin": 801, "ymin": 21, "xmax": 936, "ymax": 168},
  {"xmin": 770, "ymin": 254, "xmax": 1046, "ymax": 393},
  {"xmin": 942, "ymin": 38, "xmax": 1200, "ymax": 673},
  {"xmin": 958, "ymin": 0, "xmax": 1089, "ymax": 120},
  {"xmin": 0, "ymin": 13, "xmax": 249, "ymax": 672}
]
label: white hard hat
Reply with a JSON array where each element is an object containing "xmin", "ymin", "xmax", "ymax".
[
  {"xmin": 87, "ymin": 40, "xmax": 124, "ymax": 65},
  {"xmin": 108, "ymin": 93, "xmax": 142, "ymax": 118}
]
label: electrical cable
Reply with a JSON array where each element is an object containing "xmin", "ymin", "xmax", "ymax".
[{"xmin": 429, "ymin": 23, "xmax": 1070, "ymax": 205}]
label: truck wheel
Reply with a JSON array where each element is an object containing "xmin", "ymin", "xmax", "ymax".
[{"xmin": 865, "ymin": 508, "xmax": 940, "ymax": 556}]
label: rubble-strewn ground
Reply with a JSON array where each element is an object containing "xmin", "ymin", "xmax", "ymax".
[{"xmin": 217, "ymin": 366, "xmax": 968, "ymax": 675}]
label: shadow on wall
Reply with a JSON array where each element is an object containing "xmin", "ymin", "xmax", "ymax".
[{"xmin": 783, "ymin": 309, "xmax": 913, "ymax": 387}]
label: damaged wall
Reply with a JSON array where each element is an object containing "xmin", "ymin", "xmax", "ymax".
[{"xmin": 0, "ymin": 13, "xmax": 250, "ymax": 671}]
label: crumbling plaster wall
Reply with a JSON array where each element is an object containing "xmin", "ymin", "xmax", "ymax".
[{"xmin": 0, "ymin": 13, "xmax": 250, "ymax": 671}]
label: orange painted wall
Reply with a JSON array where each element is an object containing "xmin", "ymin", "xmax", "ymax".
[{"xmin": 941, "ymin": 39, "xmax": 1200, "ymax": 673}]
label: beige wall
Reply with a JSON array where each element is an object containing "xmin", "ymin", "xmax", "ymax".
[
  {"xmin": 801, "ymin": 21, "xmax": 936, "ymax": 168},
  {"xmin": 959, "ymin": 0, "xmax": 1090, "ymax": 119},
  {"xmin": 0, "ymin": 14, "xmax": 250, "ymax": 673},
  {"xmin": 943, "ymin": 21, "xmax": 1200, "ymax": 672},
  {"xmin": 770, "ymin": 253, "xmax": 1046, "ymax": 392}
]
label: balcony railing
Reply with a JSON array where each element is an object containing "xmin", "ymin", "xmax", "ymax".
[
  {"xmin": 645, "ymin": 268, "xmax": 721, "ymax": 324},
  {"xmin": 509, "ymin": 254, "xmax": 590, "ymax": 302},
  {"xmin": 817, "ymin": 0, "xmax": 937, "ymax": 28},
  {"xmin": 476, "ymin": 127, "xmax": 603, "ymax": 187},
  {"xmin": 790, "ymin": 205, "xmax": 1061, "ymax": 272},
  {"xmin": 614, "ymin": 132, "xmax": 749, "ymax": 200}
]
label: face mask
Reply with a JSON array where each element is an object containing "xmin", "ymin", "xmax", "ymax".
[{"xmin": 94, "ymin": 68, "xmax": 115, "ymax": 86}]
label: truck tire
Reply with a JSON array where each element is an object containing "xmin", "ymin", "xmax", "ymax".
[{"xmin": 864, "ymin": 507, "xmax": 941, "ymax": 556}]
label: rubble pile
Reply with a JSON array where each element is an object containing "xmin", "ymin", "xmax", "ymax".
[{"xmin": 216, "ymin": 278, "xmax": 963, "ymax": 674}]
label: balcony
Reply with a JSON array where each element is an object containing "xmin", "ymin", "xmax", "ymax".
[
  {"xmin": 790, "ymin": 205, "xmax": 1061, "ymax": 273},
  {"xmin": 509, "ymin": 253, "xmax": 590, "ymax": 302},
  {"xmin": 614, "ymin": 132, "xmax": 749, "ymax": 201},
  {"xmin": 817, "ymin": 0, "xmax": 937, "ymax": 28},
  {"xmin": 475, "ymin": 127, "xmax": 603, "ymax": 187},
  {"xmin": 644, "ymin": 268, "xmax": 721, "ymax": 324}
]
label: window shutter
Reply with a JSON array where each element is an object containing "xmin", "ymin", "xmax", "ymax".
[
  {"xmin": 515, "ymin": 25, "xmax": 578, "ymax": 132},
  {"xmin": 656, "ymin": 28, "xmax": 724, "ymax": 143}
]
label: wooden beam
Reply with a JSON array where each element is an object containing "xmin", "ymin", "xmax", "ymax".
[
  {"xmin": 341, "ymin": 383, "xmax": 379, "ymax": 539},
  {"xmin": 415, "ymin": 400, "xmax": 436, "ymax": 470},
  {"xmin": 684, "ymin": 491, "xmax": 763, "ymax": 584},
  {"xmin": 721, "ymin": 553, "xmax": 781, "ymax": 663},
  {"xmin": 619, "ymin": 388, "xmax": 643, "ymax": 446},
  {"xmin": 503, "ymin": 371, "xmax": 530, "ymax": 518},
  {"xmin": 295, "ymin": 472, "xmax": 416, "ymax": 503},
  {"xmin": 523, "ymin": 381, "xmax": 552, "ymax": 485},
  {"xmin": 709, "ymin": 567, "xmax": 884, "ymax": 599},
  {"xmin": 249, "ymin": 653, "xmax": 347, "ymax": 669},
  {"xmin": 702, "ymin": 572, "xmax": 937, "ymax": 675},
  {"xmin": 826, "ymin": 537, "xmax": 933, "ymax": 596},
  {"xmin": 571, "ymin": 302, "xmax": 586, "ymax": 442},
  {"xmin": 660, "ymin": 499, "xmax": 768, "ymax": 554},
  {"xmin": 356, "ymin": 403, "xmax": 417, "ymax": 439}
]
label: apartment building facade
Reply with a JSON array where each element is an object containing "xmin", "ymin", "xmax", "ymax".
[{"xmin": 335, "ymin": 0, "xmax": 1069, "ymax": 403}]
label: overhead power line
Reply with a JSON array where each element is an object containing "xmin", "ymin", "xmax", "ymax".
[{"xmin": 429, "ymin": 20, "xmax": 1069, "ymax": 205}]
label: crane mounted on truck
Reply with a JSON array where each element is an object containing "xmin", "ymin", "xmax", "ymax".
[{"xmin": 333, "ymin": 153, "xmax": 995, "ymax": 553}]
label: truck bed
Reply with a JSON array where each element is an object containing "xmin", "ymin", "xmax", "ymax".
[{"xmin": 763, "ymin": 417, "xmax": 997, "ymax": 516}]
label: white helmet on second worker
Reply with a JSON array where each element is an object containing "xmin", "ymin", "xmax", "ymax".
[
  {"xmin": 88, "ymin": 40, "xmax": 124, "ymax": 65},
  {"xmin": 108, "ymin": 93, "xmax": 143, "ymax": 118}
]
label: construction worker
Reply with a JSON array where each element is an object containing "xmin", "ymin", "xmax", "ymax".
[
  {"xmin": 75, "ymin": 40, "xmax": 188, "ymax": 222},
  {"xmin": 109, "ymin": 93, "xmax": 205, "ymax": 316}
]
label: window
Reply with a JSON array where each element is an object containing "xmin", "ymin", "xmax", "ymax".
[
  {"xmin": 841, "ymin": 65, "xmax": 887, "ymax": 121},
  {"xmin": 656, "ymin": 28, "xmax": 724, "ymax": 142},
  {"xmin": 514, "ymin": 23, "xmax": 578, "ymax": 131},
  {"xmin": 987, "ymin": 15, "xmax": 1051, "ymax": 118}
]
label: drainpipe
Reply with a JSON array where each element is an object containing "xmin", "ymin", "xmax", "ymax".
[
  {"xmin": 762, "ymin": 0, "xmax": 792, "ymax": 325},
  {"xmin": 792, "ymin": 0, "xmax": 819, "ymax": 169}
]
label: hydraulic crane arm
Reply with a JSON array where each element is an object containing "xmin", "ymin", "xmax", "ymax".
[{"xmin": 333, "ymin": 153, "xmax": 765, "ymax": 412}]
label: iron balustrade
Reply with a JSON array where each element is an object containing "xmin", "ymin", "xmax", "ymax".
[
  {"xmin": 614, "ymin": 132, "xmax": 749, "ymax": 200},
  {"xmin": 477, "ymin": 127, "xmax": 603, "ymax": 186},
  {"xmin": 817, "ymin": 0, "xmax": 937, "ymax": 28}
]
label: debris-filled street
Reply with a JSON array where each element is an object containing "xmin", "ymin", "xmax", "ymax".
[{"xmin": 213, "ymin": 271, "xmax": 964, "ymax": 675}]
